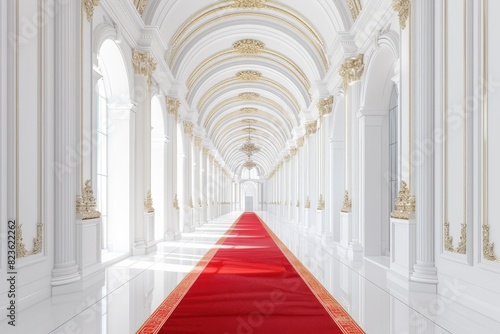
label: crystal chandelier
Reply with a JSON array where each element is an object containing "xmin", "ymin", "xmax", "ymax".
[
  {"xmin": 243, "ymin": 158, "xmax": 257, "ymax": 170},
  {"xmin": 239, "ymin": 125, "xmax": 260, "ymax": 157}
]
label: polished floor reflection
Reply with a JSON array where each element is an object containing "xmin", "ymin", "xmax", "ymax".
[{"xmin": 1, "ymin": 211, "xmax": 498, "ymax": 334}]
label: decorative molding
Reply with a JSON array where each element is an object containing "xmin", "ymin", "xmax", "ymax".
[
  {"xmin": 16, "ymin": 223, "xmax": 28, "ymax": 258},
  {"xmin": 229, "ymin": 0, "xmax": 268, "ymax": 8},
  {"xmin": 241, "ymin": 107, "xmax": 258, "ymax": 113},
  {"xmin": 456, "ymin": 223, "xmax": 467, "ymax": 254},
  {"xmin": 194, "ymin": 136, "xmax": 203, "ymax": 148},
  {"xmin": 76, "ymin": 180, "xmax": 101, "ymax": 220},
  {"xmin": 318, "ymin": 96, "xmax": 334, "ymax": 117},
  {"xmin": 132, "ymin": 49, "xmax": 157, "ymax": 87},
  {"xmin": 482, "ymin": 224, "xmax": 500, "ymax": 262},
  {"xmin": 133, "ymin": 0, "xmax": 148, "ymax": 16},
  {"xmin": 444, "ymin": 221, "xmax": 455, "ymax": 252},
  {"xmin": 390, "ymin": 181, "xmax": 415, "ymax": 220},
  {"xmin": 189, "ymin": 197, "xmax": 194, "ymax": 209},
  {"xmin": 166, "ymin": 97, "xmax": 181, "ymax": 118},
  {"xmin": 392, "ymin": 0, "xmax": 410, "ymax": 30},
  {"xmin": 339, "ymin": 54, "xmax": 365, "ymax": 91},
  {"xmin": 82, "ymin": 0, "xmax": 100, "ymax": 22},
  {"xmin": 347, "ymin": 0, "xmax": 362, "ymax": 21},
  {"xmin": 233, "ymin": 39, "xmax": 265, "ymax": 54},
  {"xmin": 305, "ymin": 121, "xmax": 318, "ymax": 136},
  {"xmin": 317, "ymin": 194, "xmax": 325, "ymax": 211},
  {"xmin": 183, "ymin": 121, "xmax": 194, "ymax": 136},
  {"xmin": 238, "ymin": 92, "xmax": 260, "ymax": 100},
  {"xmin": 341, "ymin": 191, "xmax": 352, "ymax": 213},
  {"xmin": 242, "ymin": 119, "xmax": 258, "ymax": 125},
  {"xmin": 16, "ymin": 222, "xmax": 43, "ymax": 258},
  {"xmin": 305, "ymin": 196, "xmax": 311, "ymax": 209},
  {"xmin": 290, "ymin": 147, "xmax": 298, "ymax": 157},
  {"xmin": 144, "ymin": 190, "xmax": 154, "ymax": 213},
  {"xmin": 173, "ymin": 194, "xmax": 180, "ymax": 210},
  {"xmin": 236, "ymin": 70, "xmax": 262, "ymax": 81}
]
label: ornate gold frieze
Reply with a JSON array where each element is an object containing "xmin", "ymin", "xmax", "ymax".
[
  {"xmin": 392, "ymin": 0, "xmax": 411, "ymax": 30},
  {"xmin": 76, "ymin": 180, "xmax": 101, "ymax": 220},
  {"xmin": 347, "ymin": 0, "xmax": 362, "ymax": 21},
  {"xmin": 318, "ymin": 96, "xmax": 334, "ymax": 117},
  {"xmin": 229, "ymin": 0, "xmax": 268, "ymax": 8},
  {"xmin": 305, "ymin": 196, "xmax": 311, "ymax": 209},
  {"xmin": 144, "ymin": 190, "xmax": 154, "ymax": 213},
  {"xmin": 183, "ymin": 121, "xmax": 194, "ymax": 136},
  {"xmin": 390, "ymin": 181, "xmax": 416, "ymax": 220},
  {"xmin": 166, "ymin": 97, "xmax": 181, "ymax": 118},
  {"xmin": 482, "ymin": 224, "xmax": 500, "ymax": 262},
  {"xmin": 132, "ymin": 49, "xmax": 157, "ymax": 87},
  {"xmin": 238, "ymin": 92, "xmax": 260, "ymax": 100},
  {"xmin": 317, "ymin": 194, "xmax": 325, "ymax": 211},
  {"xmin": 305, "ymin": 121, "xmax": 318, "ymax": 136},
  {"xmin": 82, "ymin": 0, "xmax": 100, "ymax": 22},
  {"xmin": 339, "ymin": 54, "xmax": 365, "ymax": 91},
  {"xmin": 173, "ymin": 194, "xmax": 180, "ymax": 210},
  {"xmin": 16, "ymin": 222, "xmax": 43, "ymax": 258},
  {"xmin": 236, "ymin": 70, "xmax": 262, "ymax": 81},
  {"xmin": 341, "ymin": 191, "xmax": 352, "ymax": 213},
  {"xmin": 133, "ymin": 0, "xmax": 148, "ymax": 16},
  {"xmin": 241, "ymin": 107, "xmax": 258, "ymax": 113},
  {"xmin": 189, "ymin": 197, "xmax": 194, "ymax": 209},
  {"xmin": 233, "ymin": 39, "xmax": 265, "ymax": 54}
]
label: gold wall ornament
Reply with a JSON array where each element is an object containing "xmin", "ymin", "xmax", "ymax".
[
  {"xmin": 238, "ymin": 92, "xmax": 260, "ymax": 100},
  {"xmin": 233, "ymin": 39, "xmax": 265, "ymax": 54},
  {"xmin": 16, "ymin": 223, "xmax": 28, "ymax": 258},
  {"xmin": 31, "ymin": 223, "xmax": 43, "ymax": 255},
  {"xmin": 318, "ymin": 96, "xmax": 334, "ymax": 117},
  {"xmin": 317, "ymin": 194, "xmax": 325, "ymax": 211},
  {"xmin": 203, "ymin": 147, "xmax": 210, "ymax": 156},
  {"xmin": 199, "ymin": 198, "xmax": 203, "ymax": 208},
  {"xmin": 183, "ymin": 121, "xmax": 194, "ymax": 136},
  {"xmin": 305, "ymin": 196, "xmax": 311, "ymax": 209},
  {"xmin": 166, "ymin": 97, "xmax": 181, "ymax": 118},
  {"xmin": 173, "ymin": 194, "xmax": 180, "ymax": 210},
  {"xmin": 347, "ymin": 0, "xmax": 362, "ymax": 21},
  {"xmin": 339, "ymin": 54, "xmax": 365, "ymax": 91},
  {"xmin": 390, "ymin": 181, "xmax": 416, "ymax": 220},
  {"xmin": 15, "ymin": 222, "xmax": 43, "ymax": 258},
  {"xmin": 456, "ymin": 223, "xmax": 467, "ymax": 254},
  {"xmin": 82, "ymin": 0, "xmax": 100, "ymax": 22},
  {"xmin": 305, "ymin": 121, "xmax": 318, "ymax": 136},
  {"xmin": 132, "ymin": 49, "xmax": 157, "ymax": 88},
  {"xmin": 290, "ymin": 147, "xmax": 298, "ymax": 157},
  {"xmin": 229, "ymin": 0, "xmax": 268, "ymax": 8},
  {"xmin": 482, "ymin": 224, "xmax": 500, "ymax": 262},
  {"xmin": 189, "ymin": 197, "xmax": 194, "ymax": 209},
  {"xmin": 133, "ymin": 0, "xmax": 148, "ymax": 16},
  {"xmin": 144, "ymin": 190, "xmax": 154, "ymax": 213},
  {"xmin": 392, "ymin": 0, "xmax": 410, "ymax": 30},
  {"xmin": 241, "ymin": 107, "xmax": 258, "ymax": 113},
  {"xmin": 194, "ymin": 136, "xmax": 203, "ymax": 148},
  {"xmin": 444, "ymin": 221, "xmax": 455, "ymax": 252},
  {"xmin": 284, "ymin": 155, "xmax": 291, "ymax": 163},
  {"xmin": 341, "ymin": 191, "xmax": 352, "ymax": 213},
  {"xmin": 236, "ymin": 70, "xmax": 262, "ymax": 81},
  {"xmin": 76, "ymin": 180, "xmax": 101, "ymax": 220}
]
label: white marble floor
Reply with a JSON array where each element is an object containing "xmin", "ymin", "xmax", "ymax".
[{"xmin": 1, "ymin": 211, "xmax": 499, "ymax": 334}]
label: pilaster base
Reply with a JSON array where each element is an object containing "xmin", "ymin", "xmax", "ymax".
[
  {"xmin": 316, "ymin": 210, "xmax": 326, "ymax": 236},
  {"xmin": 52, "ymin": 269, "xmax": 105, "ymax": 296},
  {"xmin": 144, "ymin": 212, "xmax": 157, "ymax": 254},
  {"xmin": 389, "ymin": 218, "xmax": 416, "ymax": 280},
  {"xmin": 76, "ymin": 218, "xmax": 102, "ymax": 278},
  {"xmin": 303, "ymin": 209, "xmax": 310, "ymax": 230},
  {"xmin": 165, "ymin": 231, "xmax": 182, "ymax": 241}
]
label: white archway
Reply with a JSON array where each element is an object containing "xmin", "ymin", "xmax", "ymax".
[{"xmin": 241, "ymin": 181, "xmax": 259, "ymax": 212}]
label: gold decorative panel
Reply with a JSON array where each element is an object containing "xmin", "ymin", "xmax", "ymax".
[
  {"xmin": 229, "ymin": 0, "xmax": 268, "ymax": 8},
  {"xmin": 238, "ymin": 92, "xmax": 260, "ymax": 100},
  {"xmin": 236, "ymin": 70, "xmax": 262, "ymax": 81},
  {"xmin": 233, "ymin": 39, "xmax": 265, "ymax": 54}
]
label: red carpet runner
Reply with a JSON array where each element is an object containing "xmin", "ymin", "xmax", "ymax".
[{"xmin": 137, "ymin": 213, "xmax": 364, "ymax": 334}]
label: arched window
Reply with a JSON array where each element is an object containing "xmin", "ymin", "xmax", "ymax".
[{"xmin": 96, "ymin": 79, "xmax": 109, "ymax": 250}]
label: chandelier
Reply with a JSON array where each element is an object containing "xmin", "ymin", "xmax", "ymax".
[
  {"xmin": 239, "ymin": 125, "xmax": 260, "ymax": 157},
  {"xmin": 243, "ymin": 158, "xmax": 257, "ymax": 170}
]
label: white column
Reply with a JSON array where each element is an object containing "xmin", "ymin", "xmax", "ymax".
[
  {"xmin": 308, "ymin": 128, "xmax": 318, "ymax": 227},
  {"xmin": 411, "ymin": 0, "xmax": 438, "ymax": 286},
  {"xmin": 52, "ymin": 0, "xmax": 81, "ymax": 288},
  {"xmin": 350, "ymin": 80, "xmax": 363, "ymax": 255}
]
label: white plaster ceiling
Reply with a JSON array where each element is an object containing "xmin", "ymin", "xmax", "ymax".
[{"xmin": 143, "ymin": 0, "xmax": 352, "ymax": 177}]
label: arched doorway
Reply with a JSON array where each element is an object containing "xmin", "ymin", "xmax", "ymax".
[{"xmin": 241, "ymin": 181, "xmax": 258, "ymax": 212}]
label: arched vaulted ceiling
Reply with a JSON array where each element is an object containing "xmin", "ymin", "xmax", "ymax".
[{"xmin": 143, "ymin": 0, "xmax": 351, "ymax": 177}]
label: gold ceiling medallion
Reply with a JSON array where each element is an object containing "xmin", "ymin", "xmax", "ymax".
[
  {"xmin": 229, "ymin": 0, "xmax": 268, "ymax": 9},
  {"xmin": 390, "ymin": 181, "xmax": 416, "ymax": 220},
  {"xmin": 76, "ymin": 180, "xmax": 101, "ymax": 220},
  {"xmin": 318, "ymin": 96, "xmax": 334, "ymax": 117},
  {"xmin": 82, "ymin": 0, "xmax": 100, "ymax": 22},
  {"xmin": 133, "ymin": 0, "xmax": 148, "ymax": 16},
  {"xmin": 392, "ymin": 0, "xmax": 411, "ymax": 30},
  {"xmin": 183, "ymin": 121, "xmax": 194, "ymax": 136},
  {"xmin": 305, "ymin": 121, "xmax": 318, "ymax": 136},
  {"xmin": 132, "ymin": 49, "xmax": 157, "ymax": 88},
  {"xmin": 482, "ymin": 224, "xmax": 500, "ymax": 262},
  {"xmin": 236, "ymin": 70, "xmax": 262, "ymax": 81},
  {"xmin": 173, "ymin": 194, "xmax": 180, "ymax": 210},
  {"xmin": 144, "ymin": 190, "xmax": 155, "ymax": 213},
  {"xmin": 233, "ymin": 39, "xmax": 265, "ymax": 54},
  {"xmin": 241, "ymin": 107, "xmax": 258, "ymax": 113},
  {"xmin": 239, "ymin": 92, "xmax": 260, "ymax": 100},
  {"xmin": 339, "ymin": 54, "xmax": 365, "ymax": 91},
  {"xmin": 166, "ymin": 97, "xmax": 181, "ymax": 119},
  {"xmin": 347, "ymin": 0, "xmax": 362, "ymax": 21},
  {"xmin": 341, "ymin": 191, "xmax": 352, "ymax": 213},
  {"xmin": 305, "ymin": 196, "xmax": 311, "ymax": 209},
  {"xmin": 317, "ymin": 194, "xmax": 325, "ymax": 211}
]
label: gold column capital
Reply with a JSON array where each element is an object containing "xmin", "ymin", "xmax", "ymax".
[
  {"xmin": 339, "ymin": 54, "xmax": 365, "ymax": 91},
  {"xmin": 317, "ymin": 194, "xmax": 325, "ymax": 211},
  {"xmin": 390, "ymin": 181, "xmax": 415, "ymax": 220},
  {"xmin": 82, "ymin": 0, "xmax": 100, "ymax": 22},
  {"xmin": 392, "ymin": 0, "xmax": 411, "ymax": 30},
  {"xmin": 132, "ymin": 49, "xmax": 157, "ymax": 87},
  {"xmin": 76, "ymin": 180, "xmax": 101, "ymax": 220}
]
